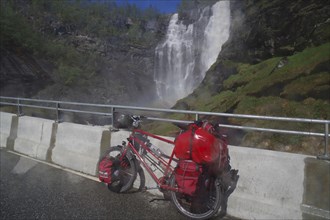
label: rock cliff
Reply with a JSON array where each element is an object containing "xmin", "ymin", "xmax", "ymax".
[{"xmin": 0, "ymin": 1, "xmax": 169, "ymax": 105}]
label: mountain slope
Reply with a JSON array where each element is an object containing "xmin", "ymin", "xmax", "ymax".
[
  {"xmin": 0, "ymin": 0, "xmax": 168, "ymax": 105},
  {"xmin": 150, "ymin": 0, "xmax": 330, "ymax": 155}
]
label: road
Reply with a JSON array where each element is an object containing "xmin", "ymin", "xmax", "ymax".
[{"xmin": 0, "ymin": 149, "xmax": 236, "ymax": 220}]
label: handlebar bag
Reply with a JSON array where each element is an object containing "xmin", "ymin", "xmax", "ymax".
[{"xmin": 175, "ymin": 160, "xmax": 201, "ymax": 196}]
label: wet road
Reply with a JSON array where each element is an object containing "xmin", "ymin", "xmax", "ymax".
[{"xmin": 0, "ymin": 149, "xmax": 235, "ymax": 220}]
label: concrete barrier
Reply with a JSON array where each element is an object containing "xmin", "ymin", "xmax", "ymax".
[
  {"xmin": 227, "ymin": 146, "xmax": 307, "ymax": 219},
  {"xmin": 0, "ymin": 112, "xmax": 17, "ymax": 148},
  {"xmin": 302, "ymin": 158, "xmax": 330, "ymax": 219},
  {"xmin": 110, "ymin": 129, "xmax": 130, "ymax": 147},
  {"xmin": 52, "ymin": 122, "xmax": 110, "ymax": 176},
  {"xmin": 14, "ymin": 116, "xmax": 55, "ymax": 161}
]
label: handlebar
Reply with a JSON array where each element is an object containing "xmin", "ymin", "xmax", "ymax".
[
  {"xmin": 131, "ymin": 115, "xmax": 143, "ymax": 128},
  {"xmin": 114, "ymin": 114, "xmax": 146, "ymax": 129}
]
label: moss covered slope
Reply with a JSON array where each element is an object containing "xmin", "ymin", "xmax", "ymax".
[
  {"xmin": 151, "ymin": 43, "xmax": 329, "ymax": 155},
  {"xmin": 182, "ymin": 43, "xmax": 330, "ymax": 118}
]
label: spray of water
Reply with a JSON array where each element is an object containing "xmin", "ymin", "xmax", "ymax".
[{"xmin": 154, "ymin": 1, "xmax": 230, "ymax": 107}]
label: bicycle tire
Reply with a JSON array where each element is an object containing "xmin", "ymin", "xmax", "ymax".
[
  {"xmin": 101, "ymin": 146, "xmax": 137, "ymax": 193},
  {"xmin": 169, "ymin": 174, "xmax": 222, "ymax": 220},
  {"xmin": 129, "ymin": 160, "xmax": 146, "ymax": 193}
]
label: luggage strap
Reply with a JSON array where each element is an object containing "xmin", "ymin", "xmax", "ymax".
[{"xmin": 189, "ymin": 127, "xmax": 196, "ymax": 160}]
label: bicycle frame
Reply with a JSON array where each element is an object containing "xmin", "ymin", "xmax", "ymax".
[{"xmin": 120, "ymin": 128, "xmax": 183, "ymax": 193}]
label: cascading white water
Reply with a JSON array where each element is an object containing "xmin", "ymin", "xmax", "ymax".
[{"xmin": 154, "ymin": 1, "xmax": 230, "ymax": 107}]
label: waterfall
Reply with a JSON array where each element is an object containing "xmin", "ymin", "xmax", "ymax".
[{"xmin": 153, "ymin": 1, "xmax": 230, "ymax": 107}]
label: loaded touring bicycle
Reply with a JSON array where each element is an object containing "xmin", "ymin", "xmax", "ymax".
[{"xmin": 99, "ymin": 115, "xmax": 239, "ymax": 220}]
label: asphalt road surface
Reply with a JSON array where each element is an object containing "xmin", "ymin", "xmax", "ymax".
[{"xmin": 0, "ymin": 149, "xmax": 236, "ymax": 220}]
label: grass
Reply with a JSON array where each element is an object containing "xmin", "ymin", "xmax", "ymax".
[
  {"xmin": 281, "ymin": 72, "xmax": 330, "ymax": 98},
  {"xmin": 222, "ymin": 43, "xmax": 330, "ymax": 98},
  {"xmin": 223, "ymin": 57, "xmax": 281, "ymax": 91}
]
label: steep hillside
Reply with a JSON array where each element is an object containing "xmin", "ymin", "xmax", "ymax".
[
  {"xmin": 0, "ymin": 1, "xmax": 168, "ymax": 105},
  {"xmin": 186, "ymin": 43, "xmax": 329, "ymax": 114},
  {"xmin": 149, "ymin": 0, "xmax": 330, "ymax": 155}
]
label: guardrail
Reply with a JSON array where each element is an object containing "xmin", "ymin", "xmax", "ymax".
[{"xmin": 0, "ymin": 96, "xmax": 329, "ymax": 160}]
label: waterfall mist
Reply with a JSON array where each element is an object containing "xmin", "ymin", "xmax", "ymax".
[{"xmin": 153, "ymin": 1, "xmax": 230, "ymax": 107}]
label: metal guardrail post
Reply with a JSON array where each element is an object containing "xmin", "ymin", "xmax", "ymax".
[
  {"xmin": 111, "ymin": 107, "xmax": 115, "ymax": 128},
  {"xmin": 56, "ymin": 102, "xmax": 60, "ymax": 123},
  {"xmin": 318, "ymin": 123, "xmax": 329, "ymax": 160},
  {"xmin": 17, "ymin": 98, "xmax": 22, "ymax": 116},
  {"xmin": 195, "ymin": 113, "xmax": 199, "ymax": 121}
]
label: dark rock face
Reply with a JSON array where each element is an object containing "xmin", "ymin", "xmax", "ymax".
[
  {"xmin": 32, "ymin": 41, "xmax": 158, "ymax": 106},
  {"xmin": 201, "ymin": 60, "xmax": 238, "ymax": 96},
  {"xmin": 0, "ymin": 48, "xmax": 53, "ymax": 97},
  {"xmin": 221, "ymin": 0, "xmax": 330, "ymax": 63}
]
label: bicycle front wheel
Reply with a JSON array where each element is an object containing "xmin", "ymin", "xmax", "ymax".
[
  {"xmin": 129, "ymin": 160, "xmax": 145, "ymax": 193},
  {"xmin": 103, "ymin": 146, "xmax": 137, "ymax": 193},
  {"xmin": 169, "ymin": 175, "xmax": 222, "ymax": 220}
]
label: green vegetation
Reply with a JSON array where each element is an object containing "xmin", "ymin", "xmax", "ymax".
[
  {"xmin": 0, "ymin": 1, "xmax": 42, "ymax": 52},
  {"xmin": 0, "ymin": 0, "xmax": 162, "ymax": 85},
  {"xmin": 223, "ymin": 58, "xmax": 281, "ymax": 91},
  {"xmin": 223, "ymin": 43, "xmax": 330, "ymax": 97},
  {"xmin": 194, "ymin": 43, "xmax": 330, "ymax": 119},
  {"xmin": 281, "ymin": 72, "xmax": 330, "ymax": 98}
]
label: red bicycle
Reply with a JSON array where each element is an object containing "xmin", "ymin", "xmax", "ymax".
[{"xmin": 99, "ymin": 115, "xmax": 239, "ymax": 220}]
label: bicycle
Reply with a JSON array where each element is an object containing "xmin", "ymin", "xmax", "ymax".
[{"xmin": 98, "ymin": 115, "xmax": 239, "ymax": 220}]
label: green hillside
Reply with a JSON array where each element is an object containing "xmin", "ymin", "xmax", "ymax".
[
  {"xmin": 189, "ymin": 43, "xmax": 329, "ymax": 116},
  {"xmin": 147, "ymin": 43, "xmax": 330, "ymax": 155}
]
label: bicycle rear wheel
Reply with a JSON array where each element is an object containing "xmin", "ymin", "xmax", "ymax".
[
  {"xmin": 102, "ymin": 146, "xmax": 137, "ymax": 193},
  {"xmin": 169, "ymin": 174, "xmax": 222, "ymax": 220}
]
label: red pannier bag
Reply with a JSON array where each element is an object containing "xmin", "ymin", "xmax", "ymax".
[
  {"xmin": 98, "ymin": 156, "xmax": 114, "ymax": 184},
  {"xmin": 175, "ymin": 160, "xmax": 201, "ymax": 196},
  {"xmin": 174, "ymin": 121, "xmax": 228, "ymax": 170}
]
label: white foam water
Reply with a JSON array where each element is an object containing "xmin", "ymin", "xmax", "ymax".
[{"xmin": 154, "ymin": 1, "xmax": 230, "ymax": 107}]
